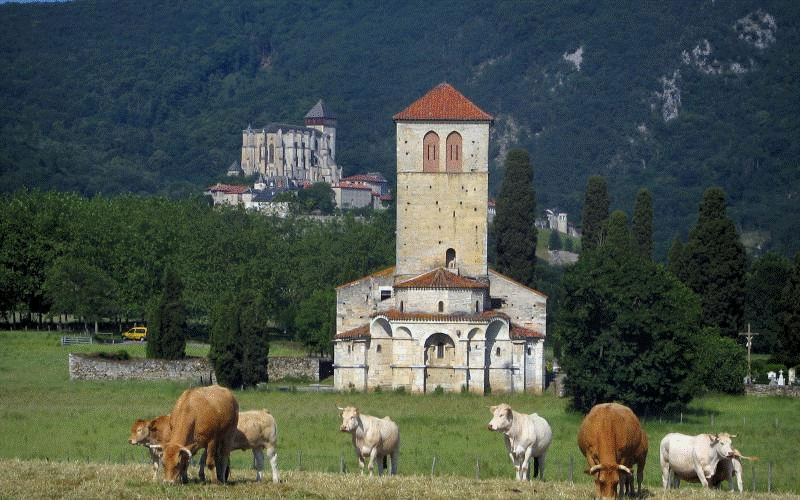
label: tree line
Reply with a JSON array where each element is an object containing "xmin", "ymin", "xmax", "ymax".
[
  {"xmin": 0, "ymin": 190, "xmax": 394, "ymax": 359},
  {"xmin": 492, "ymin": 150, "xmax": 800, "ymax": 415}
]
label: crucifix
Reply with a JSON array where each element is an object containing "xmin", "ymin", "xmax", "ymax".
[{"xmin": 738, "ymin": 323, "xmax": 760, "ymax": 384}]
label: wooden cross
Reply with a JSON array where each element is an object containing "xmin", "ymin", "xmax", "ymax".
[{"xmin": 738, "ymin": 323, "xmax": 760, "ymax": 384}]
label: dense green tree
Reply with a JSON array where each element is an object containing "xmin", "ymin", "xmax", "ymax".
[
  {"xmin": 558, "ymin": 239, "xmax": 699, "ymax": 415},
  {"xmin": 778, "ymin": 253, "xmax": 800, "ymax": 368},
  {"xmin": 209, "ymin": 289, "xmax": 272, "ymax": 388},
  {"xmin": 745, "ymin": 252, "xmax": 791, "ymax": 354},
  {"xmin": 604, "ymin": 210, "xmax": 633, "ymax": 256},
  {"xmin": 689, "ymin": 327, "xmax": 747, "ymax": 395},
  {"xmin": 43, "ymin": 256, "xmax": 117, "ymax": 332},
  {"xmin": 632, "ymin": 188, "xmax": 653, "ymax": 260},
  {"xmin": 299, "ymin": 183, "xmax": 336, "ymax": 215},
  {"xmin": 580, "ymin": 175, "xmax": 610, "ymax": 252},
  {"xmin": 147, "ymin": 269, "xmax": 187, "ymax": 360},
  {"xmin": 295, "ymin": 288, "xmax": 335, "ymax": 357},
  {"xmin": 547, "ymin": 230, "xmax": 562, "ymax": 251},
  {"xmin": 679, "ymin": 188, "xmax": 748, "ymax": 338},
  {"xmin": 667, "ymin": 234, "xmax": 684, "ymax": 278},
  {"xmin": 494, "ymin": 149, "xmax": 537, "ymax": 286}
]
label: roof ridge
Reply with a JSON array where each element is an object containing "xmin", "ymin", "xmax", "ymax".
[{"xmin": 393, "ymin": 83, "xmax": 493, "ymax": 122}]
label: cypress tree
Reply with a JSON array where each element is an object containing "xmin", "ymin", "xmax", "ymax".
[
  {"xmin": 779, "ymin": 253, "xmax": 800, "ymax": 367},
  {"xmin": 681, "ymin": 187, "xmax": 747, "ymax": 337},
  {"xmin": 146, "ymin": 269, "xmax": 187, "ymax": 360},
  {"xmin": 548, "ymin": 230, "xmax": 562, "ymax": 251},
  {"xmin": 494, "ymin": 149, "xmax": 537, "ymax": 286},
  {"xmin": 581, "ymin": 175, "xmax": 610, "ymax": 251},
  {"xmin": 632, "ymin": 188, "xmax": 653, "ymax": 260},
  {"xmin": 667, "ymin": 234, "xmax": 685, "ymax": 279}
]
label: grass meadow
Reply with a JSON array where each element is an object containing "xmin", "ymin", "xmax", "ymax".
[{"xmin": 1, "ymin": 329, "xmax": 800, "ymax": 499}]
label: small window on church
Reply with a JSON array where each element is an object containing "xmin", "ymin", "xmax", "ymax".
[
  {"xmin": 527, "ymin": 347, "xmax": 532, "ymax": 356},
  {"xmin": 438, "ymin": 301, "xmax": 444, "ymax": 313},
  {"xmin": 400, "ymin": 301, "xmax": 404, "ymax": 312},
  {"xmin": 376, "ymin": 345, "xmax": 382, "ymax": 353},
  {"xmin": 495, "ymin": 347, "xmax": 501, "ymax": 357},
  {"xmin": 380, "ymin": 289, "xmax": 391, "ymax": 301},
  {"xmin": 446, "ymin": 248, "xmax": 456, "ymax": 268},
  {"xmin": 437, "ymin": 343, "xmax": 444, "ymax": 359},
  {"xmin": 476, "ymin": 301, "xmax": 480, "ymax": 313}
]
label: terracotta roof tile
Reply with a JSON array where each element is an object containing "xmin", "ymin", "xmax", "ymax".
[
  {"xmin": 393, "ymin": 83, "xmax": 493, "ymax": 122},
  {"xmin": 395, "ymin": 268, "xmax": 488, "ymax": 289},
  {"xmin": 510, "ymin": 323, "xmax": 544, "ymax": 340},
  {"xmin": 335, "ymin": 324, "xmax": 369, "ymax": 340},
  {"xmin": 376, "ymin": 309, "xmax": 508, "ymax": 323}
]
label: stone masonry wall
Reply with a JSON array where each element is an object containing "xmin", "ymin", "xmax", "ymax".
[
  {"xmin": 745, "ymin": 384, "xmax": 800, "ymax": 397},
  {"xmin": 69, "ymin": 353, "xmax": 331, "ymax": 383},
  {"xmin": 69, "ymin": 353, "xmax": 215, "ymax": 383}
]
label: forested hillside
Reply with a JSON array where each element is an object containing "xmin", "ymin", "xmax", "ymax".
[{"xmin": 1, "ymin": 0, "xmax": 798, "ymax": 258}]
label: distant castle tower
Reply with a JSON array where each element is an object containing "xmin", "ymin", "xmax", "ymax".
[
  {"xmin": 240, "ymin": 100, "xmax": 341, "ymax": 184},
  {"xmin": 334, "ymin": 83, "xmax": 547, "ymax": 395}
]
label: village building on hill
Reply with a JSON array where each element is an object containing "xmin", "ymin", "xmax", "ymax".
[{"xmin": 333, "ymin": 83, "xmax": 547, "ymax": 394}]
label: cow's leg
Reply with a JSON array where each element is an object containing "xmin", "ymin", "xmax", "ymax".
[
  {"xmin": 266, "ymin": 444, "xmax": 280, "ymax": 482},
  {"xmin": 367, "ymin": 448, "xmax": 378, "ymax": 476},
  {"xmin": 357, "ymin": 453, "xmax": 366, "ymax": 475},
  {"xmin": 199, "ymin": 450, "xmax": 207, "ymax": 482},
  {"xmin": 389, "ymin": 448, "xmax": 398, "ymax": 475},
  {"xmin": 520, "ymin": 448, "xmax": 533, "ymax": 481},
  {"xmin": 205, "ymin": 439, "xmax": 219, "ymax": 483},
  {"xmin": 693, "ymin": 461, "xmax": 710, "ymax": 488},
  {"xmin": 253, "ymin": 449, "xmax": 264, "ymax": 482}
]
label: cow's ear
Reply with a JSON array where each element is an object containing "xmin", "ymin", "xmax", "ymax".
[
  {"xmin": 179, "ymin": 447, "xmax": 192, "ymax": 461},
  {"xmin": 489, "ymin": 405, "xmax": 497, "ymax": 412}
]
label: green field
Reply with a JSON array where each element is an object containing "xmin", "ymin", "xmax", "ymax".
[{"xmin": 1, "ymin": 330, "xmax": 799, "ymax": 498}]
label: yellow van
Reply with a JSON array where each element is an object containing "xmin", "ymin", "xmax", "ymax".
[{"xmin": 122, "ymin": 326, "xmax": 148, "ymax": 341}]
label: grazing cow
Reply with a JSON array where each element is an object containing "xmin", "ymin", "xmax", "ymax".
[
  {"xmin": 128, "ymin": 415, "xmax": 171, "ymax": 480},
  {"xmin": 660, "ymin": 433, "xmax": 748, "ymax": 490},
  {"xmin": 200, "ymin": 409, "xmax": 280, "ymax": 482},
  {"xmin": 578, "ymin": 403, "xmax": 648, "ymax": 499},
  {"xmin": 338, "ymin": 406, "xmax": 399, "ymax": 475},
  {"xmin": 487, "ymin": 403, "xmax": 553, "ymax": 480},
  {"xmin": 159, "ymin": 385, "xmax": 238, "ymax": 484}
]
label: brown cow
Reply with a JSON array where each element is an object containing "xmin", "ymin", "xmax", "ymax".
[
  {"xmin": 128, "ymin": 415, "xmax": 171, "ymax": 480},
  {"xmin": 578, "ymin": 403, "xmax": 648, "ymax": 499},
  {"xmin": 159, "ymin": 385, "xmax": 239, "ymax": 484}
]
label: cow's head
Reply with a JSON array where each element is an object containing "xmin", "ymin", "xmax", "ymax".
[
  {"xmin": 128, "ymin": 419, "xmax": 150, "ymax": 445},
  {"xmin": 487, "ymin": 404, "xmax": 513, "ymax": 432},
  {"xmin": 587, "ymin": 463, "xmax": 631, "ymax": 499},
  {"xmin": 161, "ymin": 444, "xmax": 192, "ymax": 484},
  {"xmin": 710, "ymin": 433, "xmax": 736, "ymax": 459},
  {"xmin": 338, "ymin": 406, "xmax": 360, "ymax": 433}
]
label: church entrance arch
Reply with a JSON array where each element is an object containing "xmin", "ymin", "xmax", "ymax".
[
  {"xmin": 423, "ymin": 332, "xmax": 456, "ymax": 393},
  {"xmin": 484, "ymin": 319, "xmax": 505, "ymax": 394}
]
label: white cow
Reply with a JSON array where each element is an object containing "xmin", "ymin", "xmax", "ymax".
[
  {"xmin": 487, "ymin": 403, "xmax": 553, "ymax": 480},
  {"xmin": 200, "ymin": 409, "xmax": 280, "ymax": 482},
  {"xmin": 660, "ymin": 432, "xmax": 737, "ymax": 489},
  {"xmin": 338, "ymin": 406, "xmax": 399, "ymax": 475}
]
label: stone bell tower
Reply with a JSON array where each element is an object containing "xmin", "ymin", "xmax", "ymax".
[{"xmin": 392, "ymin": 83, "xmax": 494, "ymax": 281}]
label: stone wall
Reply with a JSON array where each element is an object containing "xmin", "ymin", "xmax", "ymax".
[
  {"xmin": 744, "ymin": 384, "xmax": 800, "ymax": 397},
  {"xmin": 69, "ymin": 353, "xmax": 332, "ymax": 384},
  {"xmin": 268, "ymin": 356, "xmax": 333, "ymax": 382},
  {"xmin": 69, "ymin": 353, "xmax": 215, "ymax": 383}
]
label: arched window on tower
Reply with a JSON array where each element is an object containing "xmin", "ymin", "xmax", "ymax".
[
  {"xmin": 268, "ymin": 144, "xmax": 274, "ymax": 164},
  {"xmin": 423, "ymin": 131, "xmax": 439, "ymax": 172},
  {"xmin": 446, "ymin": 132, "xmax": 462, "ymax": 172},
  {"xmin": 446, "ymin": 248, "xmax": 456, "ymax": 269}
]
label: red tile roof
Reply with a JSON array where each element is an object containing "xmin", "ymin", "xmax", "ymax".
[
  {"xmin": 206, "ymin": 183, "xmax": 250, "ymax": 194},
  {"xmin": 510, "ymin": 323, "xmax": 544, "ymax": 340},
  {"xmin": 335, "ymin": 324, "xmax": 370, "ymax": 340},
  {"xmin": 376, "ymin": 309, "xmax": 508, "ymax": 323},
  {"xmin": 395, "ymin": 268, "xmax": 488, "ymax": 289},
  {"xmin": 393, "ymin": 83, "xmax": 493, "ymax": 122}
]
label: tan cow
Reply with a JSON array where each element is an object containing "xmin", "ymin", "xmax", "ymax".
[
  {"xmin": 338, "ymin": 406, "xmax": 399, "ymax": 475},
  {"xmin": 128, "ymin": 415, "xmax": 171, "ymax": 480},
  {"xmin": 487, "ymin": 403, "xmax": 553, "ymax": 480},
  {"xmin": 578, "ymin": 402, "xmax": 648, "ymax": 499},
  {"xmin": 159, "ymin": 385, "xmax": 239, "ymax": 484},
  {"xmin": 200, "ymin": 409, "xmax": 280, "ymax": 482}
]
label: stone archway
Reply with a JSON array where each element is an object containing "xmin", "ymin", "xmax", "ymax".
[{"xmin": 423, "ymin": 332, "xmax": 456, "ymax": 393}]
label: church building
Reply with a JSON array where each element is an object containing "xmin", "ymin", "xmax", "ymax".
[
  {"xmin": 333, "ymin": 83, "xmax": 547, "ymax": 394},
  {"xmin": 240, "ymin": 100, "xmax": 342, "ymax": 184}
]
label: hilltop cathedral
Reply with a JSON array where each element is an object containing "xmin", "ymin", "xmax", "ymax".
[
  {"xmin": 333, "ymin": 84, "xmax": 547, "ymax": 394},
  {"xmin": 240, "ymin": 100, "xmax": 342, "ymax": 184}
]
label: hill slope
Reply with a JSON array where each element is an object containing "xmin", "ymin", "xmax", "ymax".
[{"xmin": 0, "ymin": 0, "xmax": 797, "ymax": 257}]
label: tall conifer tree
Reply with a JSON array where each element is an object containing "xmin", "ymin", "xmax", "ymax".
[
  {"xmin": 581, "ymin": 175, "xmax": 610, "ymax": 251},
  {"xmin": 147, "ymin": 268, "xmax": 187, "ymax": 360},
  {"xmin": 494, "ymin": 149, "xmax": 537, "ymax": 286},
  {"xmin": 680, "ymin": 187, "xmax": 747, "ymax": 337},
  {"xmin": 632, "ymin": 188, "xmax": 653, "ymax": 260}
]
